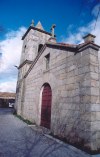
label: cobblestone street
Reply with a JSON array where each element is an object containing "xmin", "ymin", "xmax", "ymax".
[{"xmin": 0, "ymin": 108, "xmax": 98, "ymax": 157}]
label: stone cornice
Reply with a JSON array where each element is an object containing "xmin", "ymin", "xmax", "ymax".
[
  {"xmin": 77, "ymin": 42, "xmax": 100, "ymax": 52},
  {"xmin": 18, "ymin": 60, "xmax": 33, "ymax": 69},
  {"xmin": 46, "ymin": 42, "xmax": 77, "ymax": 52},
  {"xmin": 22, "ymin": 26, "xmax": 52, "ymax": 40}
]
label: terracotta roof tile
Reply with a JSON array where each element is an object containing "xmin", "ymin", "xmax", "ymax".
[
  {"xmin": 0, "ymin": 92, "xmax": 16, "ymax": 99},
  {"xmin": 58, "ymin": 42, "xmax": 77, "ymax": 47}
]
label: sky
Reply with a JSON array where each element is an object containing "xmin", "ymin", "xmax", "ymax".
[{"xmin": 0, "ymin": 0, "xmax": 100, "ymax": 93}]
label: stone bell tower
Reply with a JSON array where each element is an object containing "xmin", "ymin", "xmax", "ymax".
[
  {"xmin": 20, "ymin": 20, "xmax": 52, "ymax": 66},
  {"xmin": 17, "ymin": 20, "xmax": 53, "ymax": 79}
]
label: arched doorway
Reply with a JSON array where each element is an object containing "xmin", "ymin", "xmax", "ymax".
[{"xmin": 41, "ymin": 83, "xmax": 52, "ymax": 129}]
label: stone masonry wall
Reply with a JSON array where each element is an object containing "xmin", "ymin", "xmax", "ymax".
[
  {"xmin": 18, "ymin": 45, "xmax": 100, "ymax": 151},
  {"xmin": 89, "ymin": 48, "xmax": 100, "ymax": 150},
  {"xmin": 20, "ymin": 29, "xmax": 51, "ymax": 64}
]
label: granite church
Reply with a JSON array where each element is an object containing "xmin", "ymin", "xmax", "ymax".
[{"xmin": 15, "ymin": 20, "xmax": 100, "ymax": 152}]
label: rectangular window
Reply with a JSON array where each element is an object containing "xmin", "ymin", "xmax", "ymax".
[{"xmin": 45, "ymin": 53, "xmax": 50, "ymax": 70}]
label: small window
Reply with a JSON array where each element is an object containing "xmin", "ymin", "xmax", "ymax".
[
  {"xmin": 38, "ymin": 44, "xmax": 43, "ymax": 53},
  {"xmin": 45, "ymin": 53, "xmax": 50, "ymax": 70},
  {"xmin": 24, "ymin": 45, "xmax": 26, "ymax": 53}
]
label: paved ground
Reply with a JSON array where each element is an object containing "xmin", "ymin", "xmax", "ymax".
[{"xmin": 0, "ymin": 108, "xmax": 99, "ymax": 157}]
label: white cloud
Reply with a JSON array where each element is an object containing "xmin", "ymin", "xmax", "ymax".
[
  {"xmin": 92, "ymin": 4, "xmax": 100, "ymax": 17},
  {"xmin": 0, "ymin": 80, "xmax": 17, "ymax": 92},
  {"xmin": 0, "ymin": 27, "xmax": 26, "ymax": 92},
  {"xmin": 62, "ymin": 5, "xmax": 100, "ymax": 45},
  {"xmin": 0, "ymin": 27, "xmax": 26, "ymax": 72},
  {"xmin": 62, "ymin": 19, "xmax": 100, "ymax": 45}
]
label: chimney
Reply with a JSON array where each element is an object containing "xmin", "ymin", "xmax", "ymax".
[{"xmin": 83, "ymin": 33, "xmax": 96, "ymax": 43}]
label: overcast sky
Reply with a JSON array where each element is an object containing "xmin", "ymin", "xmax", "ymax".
[{"xmin": 0, "ymin": 0, "xmax": 100, "ymax": 92}]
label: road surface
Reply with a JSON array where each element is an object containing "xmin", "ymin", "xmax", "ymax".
[{"xmin": 0, "ymin": 108, "xmax": 96, "ymax": 157}]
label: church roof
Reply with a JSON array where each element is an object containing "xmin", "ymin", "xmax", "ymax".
[
  {"xmin": 46, "ymin": 40, "xmax": 100, "ymax": 50},
  {"xmin": 18, "ymin": 60, "xmax": 33, "ymax": 69},
  {"xmin": 49, "ymin": 42, "xmax": 77, "ymax": 48}
]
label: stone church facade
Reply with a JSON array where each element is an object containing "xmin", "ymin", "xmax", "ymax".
[{"xmin": 15, "ymin": 21, "xmax": 100, "ymax": 152}]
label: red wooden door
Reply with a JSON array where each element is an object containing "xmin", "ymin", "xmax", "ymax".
[{"xmin": 41, "ymin": 84, "xmax": 52, "ymax": 129}]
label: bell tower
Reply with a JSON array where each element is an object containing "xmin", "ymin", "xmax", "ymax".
[
  {"xmin": 20, "ymin": 20, "xmax": 52, "ymax": 65},
  {"xmin": 18, "ymin": 20, "xmax": 52, "ymax": 79}
]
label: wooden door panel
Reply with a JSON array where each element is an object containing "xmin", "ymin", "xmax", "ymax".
[{"xmin": 41, "ymin": 85, "xmax": 52, "ymax": 129}]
